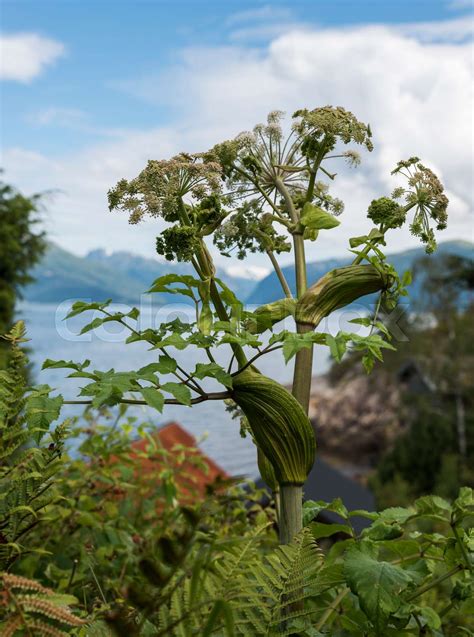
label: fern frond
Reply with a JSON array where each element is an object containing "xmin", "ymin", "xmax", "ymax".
[
  {"xmin": 0, "ymin": 323, "xmax": 67, "ymax": 569},
  {"xmin": 16, "ymin": 597, "xmax": 86, "ymax": 626},
  {"xmin": 1, "ymin": 572, "xmax": 52, "ymax": 593},
  {"xmin": 1, "ymin": 572, "xmax": 86, "ymax": 634}
]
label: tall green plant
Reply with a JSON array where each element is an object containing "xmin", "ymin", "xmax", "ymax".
[{"xmin": 44, "ymin": 106, "xmax": 448, "ymax": 544}]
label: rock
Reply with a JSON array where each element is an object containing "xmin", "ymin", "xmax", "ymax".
[{"xmin": 309, "ymin": 371, "xmax": 404, "ymax": 468}]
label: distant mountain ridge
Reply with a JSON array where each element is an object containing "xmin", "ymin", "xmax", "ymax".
[
  {"xmin": 24, "ymin": 243, "xmax": 256, "ymax": 305},
  {"xmin": 246, "ymin": 240, "xmax": 473, "ymax": 306},
  {"xmin": 24, "ymin": 240, "xmax": 472, "ymax": 307}
]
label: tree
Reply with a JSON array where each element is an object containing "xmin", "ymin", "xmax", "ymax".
[{"xmin": 0, "ymin": 179, "xmax": 46, "ymax": 367}]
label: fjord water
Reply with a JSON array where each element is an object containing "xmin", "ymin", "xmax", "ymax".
[{"xmin": 18, "ymin": 301, "xmax": 363, "ymax": 476}]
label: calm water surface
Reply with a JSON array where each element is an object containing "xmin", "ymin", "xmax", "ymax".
[{"xmin": 17, "ymin": 301, "xmax": 365, "ymax": 476}]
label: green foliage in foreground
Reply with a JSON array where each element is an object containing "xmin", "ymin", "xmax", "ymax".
[
  {"xmin": 0, "ymin": 329, "xmax": 473, "ymax": 636},
  {"xmin": 0, "ymin": 179, "xmax": 46, "ymax": 370}
]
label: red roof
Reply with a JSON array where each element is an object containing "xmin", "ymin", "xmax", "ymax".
[{"xmin": 128, "ymin": 421, "xmax": 228, "ymax": 500}]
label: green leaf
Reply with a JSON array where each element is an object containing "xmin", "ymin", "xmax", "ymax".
[
  {"xmin": 193, "ymin": 363, "xmax": 233, "ymax": 388},
  {"xmin": 362, "ymin": 354, "xmax": 375, "ymax": 374},
  {"xmin": 198, "ymin": 302, "xmax": 213, "ymax": 335},
  {"xmin": 215, "ymin": 278, "xmax": 243, "ymax": 311},
  {"xmin": 42, "ymin": 358, "xmax": 91, "ymax": 371},
  {"xmin": 303, "ymin": 498, "xmax": 349, "ymax": 523},
  {"xmin": 26, "ymin": 388, "xmax": 63, "ymax": 442},
  {"xmin": 311, "ymin": 522, "xmax": 353, "ymax": 539},
  {"xmin": 417, "ymin": 606, "xmax": 441, "ymax": 630},
  {"xmin": 278, "ymin": 331, "xmax": 326, "ymax": 363},
  {"xmin": 148, "ymin": 273, "xmax": 200, "ymax": 294},
  {"xmin": 65, "ymin": 299, "xmax": 111, "ymax": 319},
  {"xmin": 161, "ymin": 382, "xmax": 192, "ymax": 406},
  {"xmin": 154, "ymin": 333, "xmax": 189, "ymax": 350},
  {"xmin": 156, "ymin": 355, "xmax": 177, "ymax": 374},
  {"xmin": 127, "ymin": 307, "xmax": 140, "ymax": 320},
  {"xmin": 363, "ymin": 521, "xmax": 404, "ymax": 541},
  {"xmin": 247, "ymin": 298, "xmax": 296, "ymax": 334},
  {"xmin": 344, "ymin": 545, "xmax": 414, "ymax": 635},
  {"xmin": 326, "ymin": 333, "xmax": 347, "ymax": 362},
  {"xmin": 79, "ymin": 315, "xmax": 116, "ymax": 335},
  {"xmin": 202, "ymin": 600, "xmax": 234, "ymax": 637},
  {"xmin": 414, "ymin": 495, "xmax": 451, "ymax": 519},
  {"xmin": 401, "ymin": 270, "xmax": 412, "ymax": 286},
  {"xmin": 140, "ymin": 388, "xmax": 165, "ymax": 413},
  {"xmin": 301, "ymin": 202, "xmax": 340, "ymax": 230},
  {"xmin": 368, "ymin": 228, "xmax": 385, "ymax": 241},
  {"xmin": 349, "ymin": 234, "xmax": 368, "ymax": 248}
]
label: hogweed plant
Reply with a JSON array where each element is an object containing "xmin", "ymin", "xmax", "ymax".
[{"xmin": 41, "ymin": 106, "xmax": 449, "ymax": 546}]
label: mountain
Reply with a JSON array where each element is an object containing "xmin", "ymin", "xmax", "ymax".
[
  {"xmin": 246, "ymin": 240, "xmax": 473, "ymax": 306},
  {"xmin": 84, "ymin": 249, "xmax": 257, "ymax": 301},
  {"xmin": 24, "ymin": 240, "xmax": 473, "ymax": 307},
  {"xmin": 24, "ymin": 243, "xmax": 257, "ymax": 305}
]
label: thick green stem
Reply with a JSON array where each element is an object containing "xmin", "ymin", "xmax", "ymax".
[
  {"xmin": 273, "ymin": 179, "xmax": 311, "ymax": 544},
  {"xmin": 291, "ymin": 323, "xmax": 314, "ymax": 413},
  {"xmin": 279, "ymin": 485, "xmax": 302, "ymax": 544}
]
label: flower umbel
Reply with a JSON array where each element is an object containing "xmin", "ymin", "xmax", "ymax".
[
  {"xmin": 108, "ymin": 153, "xmax": 223, "ymax": 224},
  {"xmin": 391, "ymin": 158, "xmax": 449, "ymax": 253}
]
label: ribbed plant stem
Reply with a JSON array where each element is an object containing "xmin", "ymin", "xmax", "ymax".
[
  {"xmin": 274, "ymin": 179, "xmax": 310, "ymax": 544},
  {"xmin": 279, "ymin": 485, "xmax": 303, "ymax": 544},
  {"xmin": 292, "ymin": 323, "xmax": 314, "ymax": 413}
]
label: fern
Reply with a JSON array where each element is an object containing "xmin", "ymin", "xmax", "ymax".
[
  {"xmin": 151, "ymin": 526, "xmax": 324, "ymax": 636},
  {"xmin": 0, "ymin": 572, "xmax": 86, "ymax": 635},
  {"xmin": 0, "ymin": 322, "xmax": 67, "ymax": 570},
  {"xmin": 227, "ymin": 527, "xmax": 324, "ymax": 635}
]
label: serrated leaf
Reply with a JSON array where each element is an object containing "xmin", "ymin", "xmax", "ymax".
[
  {"xmin": 161, "ymin": 382, "xmax": 192, "ymax": 406},
  {"xmin": 42, "ymin": 358, "xmax": 90, "ymax": 371},
  {"xmin": 344, "ymin": 545, "xmax": 413, "ymax": 635},
  {"xmin": 193, "ymin": 363, "xmax": 233, "ymax": 388},
  {"xmin": 65, "ymin": 299, "xmax": 111, "ymax": 319},
  {"xmin": 26, "ymin": 390, "xmax": 63, "ymax": 442},
  {"xmin": 326, "ymin": 333, "xmax": 347, "ymax": 362},
  {"xmin": 140, "ymin": 388, "xmax": 165, "ymax": 413}
]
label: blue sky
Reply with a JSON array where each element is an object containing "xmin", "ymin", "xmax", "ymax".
[
  {"xmin": 1, "ymin": 0, "xmax": 472, "ymax": 275},
  {"xmin": 2, "ymin": 0, "xmax": 468, "ymax": 152}
]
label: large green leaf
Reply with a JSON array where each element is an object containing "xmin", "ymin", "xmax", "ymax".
[
  {"xmin": 344, "ymin": 545, "xmax": 413, "ymax": 635},
  {"xmin": 140, "ymin": 388, "xmax": 165, "ymax": 413},
  {"xmin": 161, "ymin": 382, "xmax": 192, "ymax": 406},
  {"xmin": 300, "ymin": 202, "xmax": 340, "ymax": 230},
  {"xmin": 26, "ymin": 387, "xmax": 63, "ymax": 442}
]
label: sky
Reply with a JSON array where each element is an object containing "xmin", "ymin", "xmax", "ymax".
[{"xmin": 1, "ymin": 0, "xmax": 473, "ymax": 279}]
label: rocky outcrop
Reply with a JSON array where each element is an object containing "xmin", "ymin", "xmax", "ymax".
[{"xmin": 308, "ymin": 371, "xmax": 404, "ymax": 469}]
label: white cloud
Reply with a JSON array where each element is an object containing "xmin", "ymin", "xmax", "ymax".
[
  {"xmin": 225, "ymin": 4, "xmax": 303, "ymax": 42},
  {"xmin": 225, "ymin": 264, "xmax": 270, "ymax": 280},
  {"xmin": 30, "ymin": 107, "xmax": 87, "ymax": 127},
  {"xmin": 3, "ymin": 18, "xmax": 473, "ymax": 268},
  {"xmin": 226, "ymin": 5, "xmax": 294, "ymax": 26},
  {"xmin": 0, "ymin": 33, "xmax": 65, "ymax": 82},
  {"xmin": 447, "ymin": 0, "xmax": 474, "ymax": 10},
  {"xmin": 397, "ymin": 15, "xmax": 473, "ymax": 42}
]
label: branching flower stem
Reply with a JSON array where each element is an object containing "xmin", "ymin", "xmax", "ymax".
[{"xmin": 266, "ymin": 250, "xmax": 293, "ymax": 299}]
